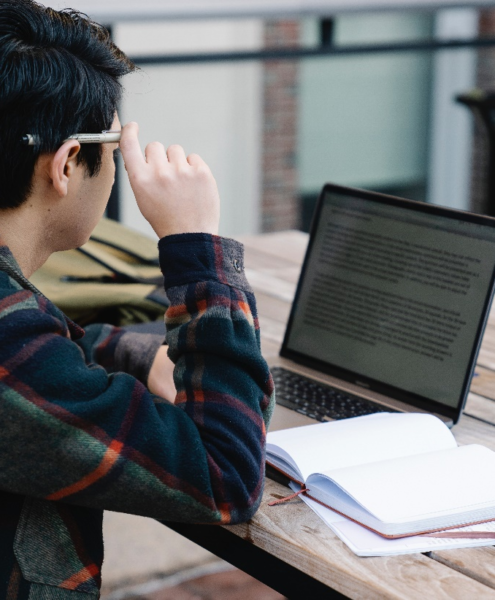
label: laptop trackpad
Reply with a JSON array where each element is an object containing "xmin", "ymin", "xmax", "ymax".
[{"xmin": 269, "ymin": 404, "xmax": 317, "ymax": 432}]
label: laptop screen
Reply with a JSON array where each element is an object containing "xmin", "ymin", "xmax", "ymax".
[{"xmin": 282, "ymin": 185, "xmax": 495, "ymax": 418}]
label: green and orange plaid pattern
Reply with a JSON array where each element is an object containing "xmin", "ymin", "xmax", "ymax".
[{"xmin": 0, "ymin": 234, "xmax": 274, "ymax": 598}]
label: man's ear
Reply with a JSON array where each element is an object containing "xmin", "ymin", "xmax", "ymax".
[{"xmin": 50, "ymin": 140, "xmax": 81, "ymax": 198}]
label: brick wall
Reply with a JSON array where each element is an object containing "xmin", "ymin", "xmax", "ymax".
[
  {"xmin": 261, "ymin": 21, "xmax": 300, "ymax": 232},
  {"xmin": 470, "ymin": 10, "xmax": 495, "ymax": 214}
]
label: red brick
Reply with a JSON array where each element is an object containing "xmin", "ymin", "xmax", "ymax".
[
  {"xmin": 142, "ymin": 569, "xmax": 286, "ymax": 600},
  {"xmin": 470, "ymin": 10, "xmax": 495, "ymax": 214},
  {"xmin": 261, "ymin": 20, "xmax": 300, "ymax": 232}
]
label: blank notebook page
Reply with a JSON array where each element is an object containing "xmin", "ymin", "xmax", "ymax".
[
  {"xmin": 266, "ymin": 412, "xmax": 457, "ymax": 482},
  {"xmin": 316, "ymin": 444, "xmax": 495, "ymax": 523}
]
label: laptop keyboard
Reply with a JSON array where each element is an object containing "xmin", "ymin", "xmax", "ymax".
[{"xmin": 271, "ymin": 367, "xmax": 396, "ymax": 421}]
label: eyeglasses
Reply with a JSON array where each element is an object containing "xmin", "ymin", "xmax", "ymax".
[{"xmin": 22, "ymin": 130, "xmax": 122, "ymax": 146}]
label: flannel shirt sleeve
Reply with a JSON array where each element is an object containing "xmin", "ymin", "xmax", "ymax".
[
  {"xmin": 0, "ymin": 234, "xmax": 275, "ymax": 524},
  {"xmin": 77, "ymin": 324, "xmax": 164, "ymax": 386}
]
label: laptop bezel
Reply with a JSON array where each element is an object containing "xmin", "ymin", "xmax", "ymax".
[{"xmin": 280, "ymin": 183, "xmax": 495, "ymax": 424}]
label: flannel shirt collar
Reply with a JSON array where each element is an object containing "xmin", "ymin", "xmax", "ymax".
[{"xmin": 0, "ymin": 245, "xmax": 85, "ymax": 340}]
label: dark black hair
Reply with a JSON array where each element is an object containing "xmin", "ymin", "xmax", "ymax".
[{"xmin": 0, "ymin": 0, "xmax": 135, "ymax": 208}]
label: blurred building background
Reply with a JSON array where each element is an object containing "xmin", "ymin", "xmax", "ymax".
[
  {"xmin": 45, "ymin": 1, "xmax": 495, "ymax": 240},
  {"xmin": 110, "ymin": 7, "xmax": 495, "ymax": 238},
  {"xmin": 113, "ymin": 18, "xmax": 264, "ymax": 238}
]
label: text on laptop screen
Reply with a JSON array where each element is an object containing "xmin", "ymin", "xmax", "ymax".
[{"xmin": 286, "ymin": 191, "xmax": 495, "ymax": 409}]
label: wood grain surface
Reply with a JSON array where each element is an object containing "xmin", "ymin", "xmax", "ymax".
[
  {"xmin": 235, "ymin": 230, "xmax": 495, "ymax": 599},
  {"xmin": 226, "ymin": 481, "xmax": 495, "ymax": 599}
]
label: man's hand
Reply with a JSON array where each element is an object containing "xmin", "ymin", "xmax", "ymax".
[
  {"xmin": 147, "ymin": 345, "xmax": 177, "ymax": 403},
  {"xmin": 119, "ymin": 122, "xmax": 220, "ymax": 238}
]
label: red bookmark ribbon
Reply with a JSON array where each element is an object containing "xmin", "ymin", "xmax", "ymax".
[{"xmin": 268, "ymin": 487, "xmax": 307, "ymax": 506}]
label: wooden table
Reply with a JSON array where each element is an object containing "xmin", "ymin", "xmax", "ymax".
[{"xmin": 168, "ymin": 230, "xmax": 495, "ymax": 600}]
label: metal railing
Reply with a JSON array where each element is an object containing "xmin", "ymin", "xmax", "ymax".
[{"xmin": 107, "ymin": 29, "xmax": 495, "ymax": 220}]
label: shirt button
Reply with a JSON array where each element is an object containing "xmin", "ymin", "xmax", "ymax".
[{"xmin": 233, "ymin": 259, "xmax": 242, "ymax": 273}]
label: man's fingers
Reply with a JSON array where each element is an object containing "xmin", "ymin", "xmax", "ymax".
[
  {"xmin": 145, "ymin": 141, "xmax": 168, "ymax": 167},
  {"xmin": 167, "ymin": 144, "xmax": 188, "ymax": 168},
  {"xmin": 187, "ymin": 153, "xmax": 207, "ymax": 169},
  {"xmin": 119, "ymin": 122, "xmax": 146, "ymax": 175}
]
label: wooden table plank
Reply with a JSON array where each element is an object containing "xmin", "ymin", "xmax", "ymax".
[
  {"xmin": 240, "ymin": 230, "xmax": 308, "ymax": 265},
  {"xmin": 261, "ymin": 337, "xmax": 281, "ymax": 360},
  {"xmin": 243, "ymin": 245, "xmax": 300, "ymax": 271},
  {"xmin": 253, "ymin": 292, "xmax": 291, "ymax": 324},
  {"xmin": 241, "ymin": 230, "xmax": 495, "ymax": 598},
  {"xmin": 477, "ymin": 347, "xmax": 495, "ymax": 372},
  {"xmin": 225, "ymin": 480, "xmax": 495, "ymax": 600},
  {"xmin": 243, "ymin": 248, "xmax": 302, "ymax": 284},
  {"xmin": 258, "ymin": 315, "xmax": 286, "ymax": 346},
  {"xmin": 432, "ymin": 410, "xmax": 495, "ymax": 581},
  {"xmin": 428, "ymin": 547, "xmax": 495, "ymax": 591},
  {"xmin": 469, "ymin": 366, "xmax": 495, "ymax": 401},
  {"xmin": 487, "ymin": 306, "xmax": 495, "ymax": 327},
  {"xmin": 246, "ymin": 268, "xmax": 297, "ymax": 303},
  {"xmin": 477, "ymin": 325, "xmax": 495, "ymax": 371},
  {"xmin": 464, "ymin": 392, "xmax": 495, "ymax": 426},
  {"xmin": 479, "ymin": 324, "xmax": 495, "ymax": 347}
]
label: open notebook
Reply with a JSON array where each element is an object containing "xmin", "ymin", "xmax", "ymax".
[
  {"xmin": 266, "ymin": 413, "xmax": 495, "ymax": 538},
  {"xmin": 292, "ymin": 485, "xmax": 495, "ymax": 557}
]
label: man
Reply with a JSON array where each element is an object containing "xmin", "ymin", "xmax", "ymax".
[{"xmin": 0, "ymin": 1, "xmax": 274, "ymax": 597}]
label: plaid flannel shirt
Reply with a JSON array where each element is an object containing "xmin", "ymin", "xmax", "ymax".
[{"xmin": 0, "ymin": 233, "xmax": 275, "ymax": 599}]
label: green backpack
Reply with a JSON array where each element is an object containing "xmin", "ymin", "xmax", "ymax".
[{"xmin": 31, "ymin": 218, "xmax": 169, "ymax": 326}]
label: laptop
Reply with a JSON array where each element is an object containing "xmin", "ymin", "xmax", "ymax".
[{"xmin": 268, "ymin": 183, "xmax": 495, "ymax": 433}]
